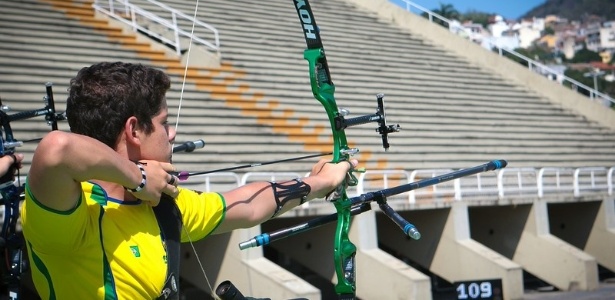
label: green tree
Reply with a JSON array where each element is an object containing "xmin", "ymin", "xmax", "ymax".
[
  {"xmin": 461, "ymin": 10, "xmax": 491, "ymax": 28},
  {"xmin": 564, "ymin": 69, "xmax": 596, "ymax": 96},
  {"xmin": 568, "ymin": 45, "xmax": 602, "ymax": 63},
  {"xmin": 422, "ymin": 3, "xmax": 460, "ymax": 28},
  {"xmin": 500, "ymin": 47, "xmax": 553, "ymax": 67}
]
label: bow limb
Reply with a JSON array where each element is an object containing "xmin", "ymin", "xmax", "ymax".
[
  {"xmin": 293, "ymin": 1, "xmax": 357, "ymax": 297},
  {"xmin": 304, "ymin": 48, "xmax": 357, "ymax": 296}
]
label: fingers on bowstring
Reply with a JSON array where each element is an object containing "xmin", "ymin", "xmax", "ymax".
[
  {"xmin": 167, "ymin": 175, "xmax": 177, "ymax": 186},
  {"xmin": 166, "ymin": 174, "xmax": 180, "ymax": 198}
]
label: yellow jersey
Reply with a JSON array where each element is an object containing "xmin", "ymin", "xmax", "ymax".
[{"xmin": 22, "ymin": 181, "xmax": 225, "ymax": 299}]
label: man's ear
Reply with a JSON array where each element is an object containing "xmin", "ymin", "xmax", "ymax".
[{"xmin": 124, "ymin": 116, "xmax": 141, "ymax": 146}]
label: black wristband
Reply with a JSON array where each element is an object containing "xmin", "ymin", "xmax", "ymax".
[{"xmin": 125, "ymin": 163, "xmax": 146, "ymax": 193}]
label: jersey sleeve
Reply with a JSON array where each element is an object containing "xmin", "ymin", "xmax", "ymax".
[
  {"xmin": 21, "ymin": 182, "xmax": 98, "ymax": 253},
  {"xmin": 175, "ymin": 187, "xmax": 226, "ymax": 242}
]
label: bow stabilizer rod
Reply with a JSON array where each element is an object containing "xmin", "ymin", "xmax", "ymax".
[
  {"xmin": 239, "ymin": 203, "xmax": 372, "ymax": 250},
  {"xmin": 238, "ymin": 159, "xmax": 507, "ymax": 249}
]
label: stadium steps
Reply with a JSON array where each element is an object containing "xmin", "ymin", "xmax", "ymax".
[
  {"xmin": 141, "ymin": 0, "xmax": 615, "ymax": 170},
  {"xmin": 0, "ymin": 0, "xmax": 320, "ymax": 174}
]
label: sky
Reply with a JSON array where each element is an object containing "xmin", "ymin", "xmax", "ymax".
[{"xmin": 392, "ymin": 0, "xmax": 546, "ymax": 20}]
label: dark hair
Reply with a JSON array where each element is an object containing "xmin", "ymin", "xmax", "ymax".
[{"xmin": 66, "ymin": 62, "xmax": 171, "ymax": 148}]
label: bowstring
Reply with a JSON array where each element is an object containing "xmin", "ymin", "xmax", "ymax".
[{"xmin": 174, "ymin": 0, "xmax": 214, "ymax": 296}]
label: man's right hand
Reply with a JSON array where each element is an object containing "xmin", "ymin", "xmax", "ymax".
[{"xmin": 126, "ymin": 160, "xmax": 179, "ymax": 206}]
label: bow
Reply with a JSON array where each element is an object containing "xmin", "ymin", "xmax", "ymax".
[
  {"xmin": 174, "ymin": 1, "xmax": 506, "ymax": 299},
  {"xmin": 291, "ymin": 0, "xmax": 401, "ymax": 297},
  {"xmin": 0, "ymin": 83, "xmax": 64, "ymax": 300},
  {"xmin": 236, "ymin": 1, "xmax": 508, "ymax": 299}
]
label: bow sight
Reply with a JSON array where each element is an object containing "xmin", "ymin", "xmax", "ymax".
[
  {"xmin": 0, "ymin": 82, "xmax": 65, "ymax": 299},
  {"xmin": 334, "ymin": 93, "xmax": 401, "ymax": 151}
]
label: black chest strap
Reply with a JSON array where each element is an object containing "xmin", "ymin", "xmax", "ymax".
[{"xmin": 153, "ymin": 194, "xmax": 182, "ymax": 300}]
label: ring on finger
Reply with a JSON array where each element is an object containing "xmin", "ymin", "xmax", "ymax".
[{"xmin": 167, "ymin": 176, "xmax": 176, "ymax": 185}]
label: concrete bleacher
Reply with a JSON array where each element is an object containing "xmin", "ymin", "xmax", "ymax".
[
  {"xmin": 2, "ymin": 0, "xmax": 615, "ymax": 172},
  {"xmin": 1, "ymin": 0, "xmax": 614, "ymax": 299},
  {"xmin": 123, "ymin": 0, "xmax": 615, "ymax": 170},
  {"xmin": 0, "ymin": 0, "xmax": 310, "ymax": 174}
]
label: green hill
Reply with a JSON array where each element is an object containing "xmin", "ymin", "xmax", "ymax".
[{"xmin": 522, "ymin": 0, "xmax": 615, "ymax": 21}]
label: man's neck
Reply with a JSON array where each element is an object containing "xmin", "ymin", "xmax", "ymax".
[{"xmin": 91, "ymin": 180, "xmax": 139, "ymax": 202}]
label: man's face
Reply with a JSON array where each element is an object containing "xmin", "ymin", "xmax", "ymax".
[{"xmin": 139, "ymin": 103, "xmax": 175, "ymax": 162}]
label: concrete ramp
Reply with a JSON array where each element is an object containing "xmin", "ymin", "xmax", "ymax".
[
  {"xmin": 377, "ymin": 203, "xmax": 524, "ymax": 300},
  {"xmin": 585, "ymin": 199, "xmax": 615, "ymax": 272},
  {"xmin": 350, "ymin": 210, "xmax": 432, "ymax": 300},
  {"xmin": 432, "ymin": 203, "xmax": 524, "ymax": 299},
  {"xmin": 545, "ymin": 199, "xmax": 615, "ymax": 274},
  {"xmin": 513, "ymin": 200, "xmax": 598, "ymax": 291}
]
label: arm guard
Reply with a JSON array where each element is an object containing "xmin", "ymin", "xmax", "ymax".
[{"xmin": 269, "ymin": 178, "xmax": 311, "ymax": 218}]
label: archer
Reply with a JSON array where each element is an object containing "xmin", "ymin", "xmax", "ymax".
[{"xmin": 21, "ymin": 62, "xmax": 357, "ymax": 299}]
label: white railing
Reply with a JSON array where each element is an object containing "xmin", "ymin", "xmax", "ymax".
[
  {"xmin": 574, "ymin": 167, "xmax": 611, "ymax": 197},
  {"xmin": 497, "ymin": 168, "xmax": 538, "ymax": 198},
  {"xmin": 538, "ymin": 167, "xmax": 575, "ymax": 197},
  {"xmin": 456, "ymin": 171, "xmax": 499, "ymax": 200},
  {"xmin": 240, "ymin": 172, "xmax": 304, "ymax": 185},
  {"xmin": 394, "ymin": 0, "xmax": 615, "ymax": 108},
  {"xmin": 179, "ymin": 166, "xmax": 615, "ymax": 210},
  {"xmin": 92, "ymin": 0, "xmax": 220, "ymax": 56}
]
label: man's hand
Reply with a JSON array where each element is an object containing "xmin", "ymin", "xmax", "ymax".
[
  {"xmin": 308, "ymin": 158, "xmax": 358, "ymax": 199},
  {"xmin": 126, "ymin": 160, "xmax": 179, "ymax": 206},
  {"xmin": 0, "ymin": 153, "xmax": 23, "ymax": 178}
]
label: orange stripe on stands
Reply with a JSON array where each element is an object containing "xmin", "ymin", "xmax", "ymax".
[{"xmin": 43, "ymin": 0, "xmax": 390, "ymax": 171}]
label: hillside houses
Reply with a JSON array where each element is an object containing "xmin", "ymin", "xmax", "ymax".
[
  {"xmin": 440, "ymin": 11, "xmax": 615, "ymax": 101},
  {"xmin": 453, "ymin": 15, "xmax": 615, "ymax": 61}
]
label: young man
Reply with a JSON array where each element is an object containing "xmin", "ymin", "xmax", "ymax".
[{"xmin": 22, "ymin": 62, "xmax": 357, "ymax": 299}]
